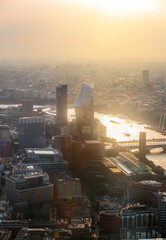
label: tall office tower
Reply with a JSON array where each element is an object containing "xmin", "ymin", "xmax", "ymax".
[
  {"xmin": 139, "ymin": 131, "xmax": 146, "ymax": 160},
  {"xmin": 56, "ymin": 84, "xmax": 67, "ymax": 124},
  {"xmin": 143, "ymin": 70, "xmax": 149, "ymax": 84},
  {"xmin": 19, "ymin": 117, "xmax": 46, "ymax": 150},
  {"xmin": 75, "ymin": 83, "xmax": 94, "ymax": 139},
  {"xmin": 22, "ymin": 99, "xmax": 33, "ymax": 117}
]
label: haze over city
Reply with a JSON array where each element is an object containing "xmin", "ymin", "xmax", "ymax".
[
  {"xmin": 1, "ymin": 1, "xmax": 166, "ymax": 239},
  {"xmin": 1, "ymin": 0, "xmax": 166, "ymax": 62}
]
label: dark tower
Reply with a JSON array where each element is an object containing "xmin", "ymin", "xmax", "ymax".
[
  {"xmin": 22, "ymin": 99, "xmax": 33, "ymax": 117},
  {"xmin": 139, "ymin": 132, "xmax": 146, "ymax": 160},
  {"xmin": 56, "ymin": 85, "xmax": 67, "ymax": 124},
  {"xmin": 19, "ymin": 117, "xmax": 46, "ymax": 150}
]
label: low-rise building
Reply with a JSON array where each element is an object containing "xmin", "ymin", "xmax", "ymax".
[
  {"xmin": 56, "ymin": 178, "xmax": 81, "ymax": 200},
  {"xmin": 24, "ymin": 148, "xmax": 68, "ymax": 174}
]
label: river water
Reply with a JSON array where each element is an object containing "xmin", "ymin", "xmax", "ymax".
[{"xmin": 1, "ymin": 104, "xmax": 166, "ymax": 169}]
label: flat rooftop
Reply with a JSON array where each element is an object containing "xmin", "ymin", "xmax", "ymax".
[
  {"xmin": 25, "ymin": 148, "xmax": 59, "ymax": 155},
  {"xmin": 84, "ymin": 140, "xmax": 101, "ymax": 144},
  {"xmin": 138, "ymin": 180, "xmax": 163, "ymax": 187}
]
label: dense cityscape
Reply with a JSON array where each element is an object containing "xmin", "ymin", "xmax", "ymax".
[
  {"xmin": 0, "ymin": 62, "xmax": 165, "ymax": 239},
  {"xmin": 1, "ymin": 0, "xmax": 166, "ymax": 239}
]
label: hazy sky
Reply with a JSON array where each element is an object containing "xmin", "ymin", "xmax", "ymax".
[{"xmin": 1, "ymin": 0, "xmax": 166, "ymax": 62}]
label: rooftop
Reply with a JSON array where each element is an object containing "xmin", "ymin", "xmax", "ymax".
[
  {"xmin": 25, "ymin": 148, "xmax": 59, "ymax": 155},
  {"xmin": 138, "ymin": 180, "xmax": 163, "ymax": 187}
]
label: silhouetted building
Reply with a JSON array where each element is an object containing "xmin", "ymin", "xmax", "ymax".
[
  {"xmin": 19, "ymin": 117, "xmax": 46, "ymax": 150},
  {"xmin": 143, "ymin": 70, "xmax": 149, "ymax": 84},
  {"xmin": 139, "ymin": 132, "xmax": 146, "ymax": 160},
  {"xmin": 22, "ymin": 99, "xmax": 33, "ymax": 117},
  {"xmin": 0, "ymin": 125, "xmax": 11, "ymax": 155},
  {"xmin": 75, "ymin": 83, "xmax": 94, "ymax": 139},
  {"xmin": 99, "ymin": 210, "xmax": 121, "ymax": 234},
  {"xmin": 56, "ymin": 84, "xmax": 67, "ymax": 124}
]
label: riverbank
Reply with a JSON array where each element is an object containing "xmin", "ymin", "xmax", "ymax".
[{"xmin": 95, "ymin": 106, "xmax": 164, "ymax": 136}]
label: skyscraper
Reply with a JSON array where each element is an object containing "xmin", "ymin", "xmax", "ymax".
[
  {"xmin": 22, "ymin": 99, "xmax": 33, "ymax": 117},
  {"xmin": 56, "ymin": 84, "xmax": 67, "ymax": 124},
  {"xmin": 143, "ymin": 70, "xmax": 149, "ymax": 84},
  {"xmin": 139, "ymin": 131, "xmax": 146, "ymax": 160},
  {"xmin": 19, "ymin": 117, "xmax": 46, "ymax": 150},
  {"xmin": 75, "ymin": 83, "xmax": 94, "ymax": 139}
]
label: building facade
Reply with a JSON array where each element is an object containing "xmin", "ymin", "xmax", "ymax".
[
  {"xmin": 19, "ymin": 117, "xmax": 46, "ymax": 150},
  {"xmin": 56, "ymin": 84, "xmax": 67, "ymax": 124}
]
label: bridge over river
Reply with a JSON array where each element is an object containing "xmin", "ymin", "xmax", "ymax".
[{"xmin": 118, "ymin": 138, "xmax": 166, "ymax": 150}]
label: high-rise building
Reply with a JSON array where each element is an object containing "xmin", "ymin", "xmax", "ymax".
[
  {"xmin": 139, "ymin": 132, "xmax": 146, "ymax": 160},
  {"xmin": 56, "ymin": 84, "xmax": 67, "ymax": 124},
  {"xmin": 19, "ymin": 117, "xmax": 46, "ymax": 150},
  {"xmin": 75, "ymin": 83, "xmax": 94, "ymax": 139},
  {"xmin": 22, "ymin": 99, "xmax": 33, "ymax": 117},
  {"xmin": 143, "ymin": 70, "xmax": 149, "ymax": 84},
  {"xmin": 0, "ymin": 125, "xmax": 11, "ymax": 155}
]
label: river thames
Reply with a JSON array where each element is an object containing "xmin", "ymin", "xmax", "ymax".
[{"xmin": 1, "ymin": 104, "xmax": 166, "ymax": 169}]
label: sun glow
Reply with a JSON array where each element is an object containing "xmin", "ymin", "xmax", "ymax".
[{"xmin": 73, "ymin": 0, "xmax": 160, "ymax": 15}]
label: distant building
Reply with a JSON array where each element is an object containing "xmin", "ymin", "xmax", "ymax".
[
  {"xmin": 19, "ymin": 117, "xmax": 46, "ymax": 150},
  {"xmin": 75, "ymin": 83, "xmax": 94, "ymax": 139},
  {"xmin": 143, "ymin": 70, "xmax": 149, "ymax": 84},
  {"xmin": 24, "ymin": 148, "xmax": 68, "ymax": 174},
  {"xmin": 6, "ymin": 164, "xmax": 53, "ymax": 205},
  {"xmin": 22, "ymin": 99, "xmax": 33, "ymax": 117},
  {"xmin": 0, "ymin": 125, "xmax": 11, "ymax": 155},
  {"xmin": 56, "ymin": 178, "xmax": 81, "ymax": 200},
  {"xmin": 56, "ymin": 84, "xmax": 67, "ymax": 124}
]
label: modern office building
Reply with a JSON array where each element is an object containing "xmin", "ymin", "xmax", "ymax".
[
  {"xmin": 99, "ymin": 210, "xmax": 122, "ymax": 234},
  {"xmin": 139, "ymin": 132, "xmax": 146, "ymax": 160},
  {"xmin": 56, "ymin": 177, "xmax": 81, "ymax": 200},
  {"xmin": 56, "ymin": 84, "xmax": 67, "ymax": 124},
  {"xmin": 0, "ymin": 125, "xmax": 11, "ymax": 155},
  {"xmin": 24, "ymin": 148, "xmax": 68, "ymax": 174},
  {"xmin": 127, "ymin": 180, "xmax": 166, "ymax": 205},
  {"xmin": 22, "ymin": 99, "xmax": 33, "ymax": 117},
  {"xmin": 143, "ymin": 70, "xmax": 149, "ymax": 84},
  {"xmin": 6, "ymin": 164, "xmax": 53, "ymax": 205},
  {"xmin": 75, "ymin": 83, "xmax": 94, "ymax": 139},
  {"xmin": 19, "ymin": 117, "xmax": 46, "ymax": 150}
]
